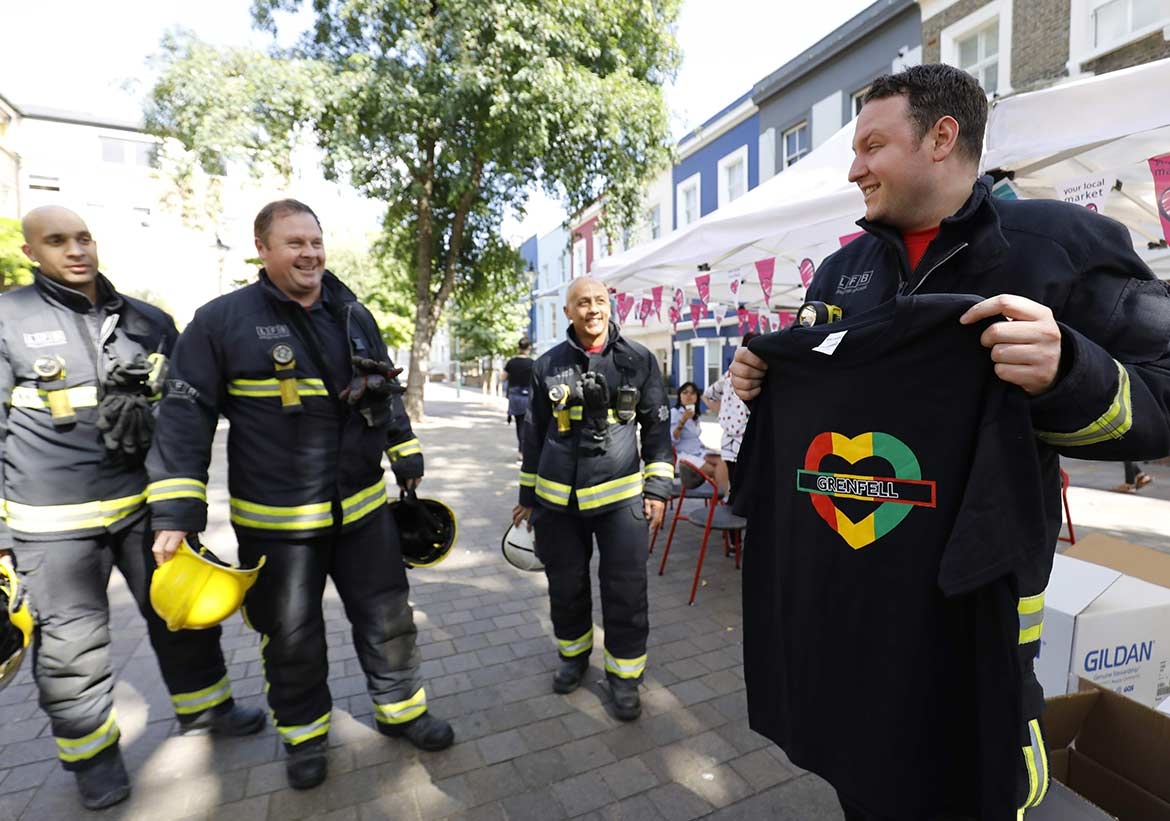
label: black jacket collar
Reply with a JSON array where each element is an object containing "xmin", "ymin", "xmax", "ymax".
[
  {"xmin": 567, "ymin": 319, "xmax": 621, "ymax": 356},
  {"xmin": 258, "ymin": 269, "xmax": 358, "ymax": 308},
  {"xmin": 34, "ymin": 269, "xmax": 122, "ymax": 314}
]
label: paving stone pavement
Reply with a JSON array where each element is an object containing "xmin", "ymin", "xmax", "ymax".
[{"xmin": 1, "ymin": 382, "xmax": 1166, "ymax": 820}]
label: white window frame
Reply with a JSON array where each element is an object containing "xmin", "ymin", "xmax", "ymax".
[
  {"xmin": 716, "ymin": 145, "xmax": 749, "ymax": 209},
  {"xmin": 675, "ymin": 172, "xmax": 701, "ymax": 228},
  {"xmin": 593, "ymin": 227, "xmax": 608, "ymax": 262},
  {"xmin": 1068, "ymin": 0, "xmax": 1170, "ymax": 72},
  {"xmin": 850, "ymin": 87, "xmax": 870, "ymax": 121},
  {"xmin": 705, "ymin": 339, "xmax": 723, "ymax": 387},
  {"xmin": 646, "ymin": 203, "xmax": 662, "ymax": 240},
  {"xmin": 782, "ymin": 122, "xmax": 809, "ymax": 168},
  {"xmin": 572, "ymin": 237, "xmax": 586, "ymax": 278},
  {"xmin": 939, "ymin": 1, "xmax": 1013, "ymax": 98}
]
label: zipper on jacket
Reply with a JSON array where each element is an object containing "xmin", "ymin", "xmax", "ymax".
[{"xmin": 905, "ymin": 243, "xmax": 969, "ymax": 297}]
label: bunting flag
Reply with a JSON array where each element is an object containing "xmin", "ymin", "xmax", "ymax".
[
  {"xmin": 754, "ymin": 258, "xmax": 775, "ymax": 305},
  {"xmin": 669, "ymin": 305, "xmax": 680, "ymax": 333},
  {"xmin": 710, "ymin": 302, "xmax": 724, "ymax": 332},
  {"xmin": 747, "ymin": 310, "xmax": 760, "ymax": 333},
  {"xmin": 778, "ymin": 310, "xmax": 796, "ymax": 329},
  {"xmin": 758, "ymin": 313, "xmax": 771, "ymax": 334},
  {"xmin": 839, "ymin": 231, "xmax": 865, "ymax": 247},
  {"xmin": 651, "ymin": 285, "xmax": 664, "ymax": 319},
  {"xmin": 737, "ymin": 307, "xmax": 749, "ymax": 335},
  {"xmin": 1151, "ymin": 153, "xmax": 1170, "ymax": 244},
  {"xmin": 615, "ymin": 293, "xmax": 634, "ymax": 326},
  {"xmin": 1056, "ymin": 172, "xmax": 1109, "ymax": 213},
  {"xmin": 672, "ymin": 287, "xmax": 685, "ymax": 311},
  {"xmin": 640, "ymin": 296, "xmax": 653, "ymax": 326},
  {"xmin": 728, "ymin": 269, "xmax": 743, "ymax": 298},
  {"xmin": 690, "ymin": 303, "xmax": 702, "ymax": 333},
  {"xmin": 799, "ymin": 258, "xmax": 816, "ymax": 288},
  {"xmin": 695, "ymin": 273, "xmax": 711, "ymax": 308}
]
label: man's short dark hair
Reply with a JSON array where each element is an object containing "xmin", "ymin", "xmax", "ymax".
[
  {"xmin": 518, "ymin": 337, "xmax": 532, "ymax": 352},
  {"xmin": 254, "ymin": 199, "xmax": 321, "ymax": 245},
  {"xmin": 863, "ymin": 64, "xmax": 988, "ymax": 164}
]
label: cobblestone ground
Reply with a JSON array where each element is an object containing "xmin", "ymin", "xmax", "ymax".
[{"xmin": 0, "ymin": 383, "xmax": 1166, "ymax": 820}]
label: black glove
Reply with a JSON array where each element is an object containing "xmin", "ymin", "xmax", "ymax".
[
  {"xmin": 96, "ymin": 393, "xmax": 155, "ymax": 461},
  {"xmin": 105, "ymin": 354, "xmax": 154, "ymax": 396},
  {"xmin": 579, "ymin": 371, "xmax": 610, "ymax": 447},
  {"xmin": 340, "ymin": 357, "xmax": 406, "ymax": 405}
]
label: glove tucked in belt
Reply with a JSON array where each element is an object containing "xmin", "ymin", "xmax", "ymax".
[
  {"xmin": 341, "ymin": 356, "xmax": 406, "ymax": 427},
  {"xmin": 579, "ymin": 371, "xmax": 610, "ymax": 454},
  {"xmin": 97, "ymin": 355, "xmax": 156, "ymax": 462}
]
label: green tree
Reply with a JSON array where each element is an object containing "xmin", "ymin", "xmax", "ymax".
[
  {"xmin": 147, "ymin": 1, "xmax": 680, "ymax": 418},
  {"xmin": 0, "ymin": 218, "xmax": 34, "ymax": 292}
]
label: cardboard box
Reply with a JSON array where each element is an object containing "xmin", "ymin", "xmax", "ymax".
[
  {"xmin": 1036, "ymin": 535, "xmax": 1170, "ymax": 706},
  {"xmin": 1042, "ymin": 687, "xmax": 1170, "ymax": 820}
]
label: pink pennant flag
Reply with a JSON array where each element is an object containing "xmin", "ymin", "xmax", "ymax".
[
  {"xmin": 651, "ymin": 286, "xmax": 664, "ymax": 319},
  {"xmin": 754, "ymin": 258, "xmax": 775, "ymax": 304},
  {"xmin": 799, "ymin": 258, "xmax": 816, "ymax": 288},
  {"xmin": 672, "ymin": 288, "xmax": 685, "ymax": 310},
  {"xmin": 695, "ymin": 273, "xmax": 711, "ymax": 308},
  {"xmin": 728, "ymin": 270, "xmax": 742, "ymax": 298},
  {"xmin": 640, "ymin": 297, "xmax": 653, "ymax": 326},
  {"xmin": 615, "ymin": 293, "xmax": 634, "ymax": 325},
  {"xmin": 669, "ymin": 305, "xmax": 680, "ymax": 333},
  {"xmin": 778, "ymin": 310, "xmax": 796, "ymax": 329},
  {"xmin": 1150, "ymin": 153, "xmax": 1170, "ymax": 244},
  {"xmin": 747, "ymin": 311, "xmax": 759, "ymax": 333},
  {"xmin": 690, "ymin": 303, "xmax": 702, "ymax": 333},
  {"xmin": 710, "ymin": 302, "xmax": 724, "ymax": 332},
  {"xmin": 737, "ymin": 307, "xmax": 749, "ymax": 335},
  {"xmin": 758, "ymin": 313, "xmax": 771, "ymax": 334},
  {"xmin": 839, "ymin": 231, "xmax": 865, "ymax": 247}
]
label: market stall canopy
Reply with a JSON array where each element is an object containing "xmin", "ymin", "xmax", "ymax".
[{"xmin": 592, "ymin": 120, "xmax": 865, "ymax": 298}]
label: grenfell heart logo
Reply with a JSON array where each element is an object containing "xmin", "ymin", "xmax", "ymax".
[{"xmin": 796, "ymin": 432, "xmax": 937, "ymax": 550}]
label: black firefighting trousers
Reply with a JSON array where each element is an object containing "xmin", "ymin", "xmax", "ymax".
[
  {"xmin": 532, "ymin": 502, "xmax": 649, "ymax": 682},
  {"xmin": 236, "ymin": 506, "xmax": 425, "ymax": 751},
  {"xmin": 13, "ymin": 514, "xmax": 230, "ymax": 771}
]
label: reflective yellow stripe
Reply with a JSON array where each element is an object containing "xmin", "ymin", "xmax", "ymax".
[
  {"xmin": 387, "ymin": 438, "xmax": 422, "ymax": 461},
  {"xmin": 643, "ymin": 461, "xmax": 674, "ymax": 480},
  {"xmin": 147, "ymin": 478, "xmax": 208, "ymax": 504},
  {"xmin": 1036, "ymin": 361, "xmax": 1132, "ymax": 447},
  {"xmin": 229, "ymin": 497, "xmax": 333, "ymax": 531},
  {"xmin": 535, "ymin": 476, "xmax": 572, "ymax": 506},
  {"xmin": 604, "ymin": 650, "xmax": 646, "ymax": 679},
  {"xmin": 567, "ymin": 408, "xmax": 619, "ymax": 423},
  {"xmin": 277, "ymin": 711, "xmax": 331, "ymax": 746},
  {"xmin": 341, "ymin": 480, "xmax": 387, "ymax": 526},
  {"xmin": 1019, "ymin": 591, "xmax": 1046, "ymax": 645},
  {"xmin": 558, "ymin": 628, "xmax": 593, "ymax": 658},
  {"xmin": 519, "ymin": 471, "xmax": 537, "ymax": 488},
  {"xmin": 372, "ymin": 688, "xmax": 428, "ymax": 725},
  {"xmin": 57, "ymin": 712, "xmax": 120, "ymax": 763},
  {"xmin": 227, "ymin": 378, "xmax": 329, "ymax": 398},
  {"xmin": 5, "ymin": 493, "xmax": 146, "ymax": 533},
  {"xmin": 10, "ymin": 385, "xmax": 99, "ymax": 409},
  {"xmin": 171, "ymin": 674, "xmax": 232, "ymax": 715},
  {"xmin": 577, "ymin": 472, "xmax": 643, "ymax": 511},
  {"xmin": 1019, "ymin": 718, "xmax": 1049, "ymax": 810}
]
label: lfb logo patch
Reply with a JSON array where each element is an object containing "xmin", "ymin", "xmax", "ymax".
[
  {"xmin": 23, "ymin": 330, "xmax": 67, "ymax": 349},
  {"xmin": 835, "ymin": 271, "xmax": 873, "ymax": 295},
  {"xmin": 255, "ymin": 324, "xmax": 291, "ymax": 340}
]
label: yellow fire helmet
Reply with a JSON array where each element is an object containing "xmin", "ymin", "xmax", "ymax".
[
  {"xmin": 1, "ymin": 562, "xmax": 34, "ymax": 691},
  {"xmin": 150, "ymin": 539, "xmax": 266, "ymax": 631}
]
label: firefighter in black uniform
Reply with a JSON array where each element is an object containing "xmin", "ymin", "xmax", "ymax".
[
  {"xmin": 147, "ymin": 199, "xmax": 454, "ymax": 791},
  {"xmin": 0, "ymin": 206, "xmax": 263, "ymax": 811},
  {"xmin": 512, "ymin": 276, "xmax": 673, "ymax": 721}
]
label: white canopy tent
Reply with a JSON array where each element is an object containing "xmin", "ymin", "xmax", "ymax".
[{"xmin": 594, "ymin": 56, "xmax": 1170, "ymax": 309}]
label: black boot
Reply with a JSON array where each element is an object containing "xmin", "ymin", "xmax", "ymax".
[
  {"xmin": 377, "ymin": 712, "xmax": 455, "ymax": 751},
  {"xmin": 609, "ymin": 677, "xmax": 642, "ymax": 721},
  {"xmin": 179, "ymin": 700, "xmax": 267, "ymax": 736},
  {"xmin": 74, "ymin": 748, "xmax": 131, "ymax": 810},
  {"xmin": 286, "ymin": 739, "xmax": 329, "ymax": 790},
  {"xmin": 553, "ymin": 656, "xmax": 590, "ymax": 694}
]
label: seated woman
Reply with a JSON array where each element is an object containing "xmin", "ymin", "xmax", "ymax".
[{"xmin": 670, "ymin": 382, "xmax": 727, "ymax": 494}]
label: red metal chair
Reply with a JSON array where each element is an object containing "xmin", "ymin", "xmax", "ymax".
[
  {"xmin": 655, "ymin": 461, "xmax": 715, "ymax": 563},
  {"xmin": 1058, "ymin": 467, "xmax": 1076, "ymax": 544},
  {"xmin": 658, "ymin": 464, "xmax": 745, "ymax": 605}
]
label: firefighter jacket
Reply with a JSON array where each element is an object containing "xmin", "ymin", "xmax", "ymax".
[
  {"xmin": 519, "ymin": 321, "xmax": 673, "ymax": 515},
  {"xmin": 146, "ymin": 270, "xmax": 423, "ymax": 538},
  {"xmin": 0, "ymin": 270, "xmax": 177, "ymax": 545}
]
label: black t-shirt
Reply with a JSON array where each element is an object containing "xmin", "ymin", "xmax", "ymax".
[
  {"xmin": 504, "ymin": 356, "xmax": 534, "ymax": 391},
  {"xmin": 735, "ymin": 294, "xmax": 1048, "ymax": 819}
]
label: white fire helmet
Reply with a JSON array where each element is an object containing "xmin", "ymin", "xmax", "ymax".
[{"xmin": 501, "ymin": 522, "xmax": 544, "ymax": 572}]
